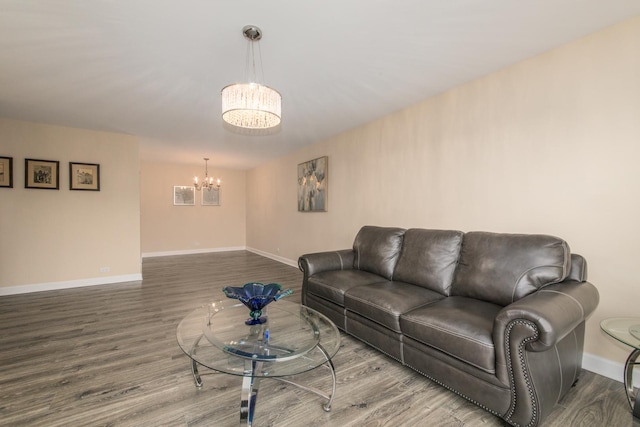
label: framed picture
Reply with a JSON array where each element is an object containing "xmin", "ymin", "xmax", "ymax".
[
  {"xmin": 298, "ymin": 156, "xmax": 328, "ymax": 212},
  {"xmin": 25, "ymin": 158, "xmax": 59, "ymax": 190},
  {"xmin": 69, "ymin": 162, "xmax": 100, "ymax": 191},
  {"xmin": 202, "ymin": 188, "xmax": 220, "ymax": 206},
  {"xmin": 0, "ymin": 156, "xmax": 13, "ymax": 188},
  {"xmin": 174, "ymin": 186, "xmax": 195, "ymax": 205}
]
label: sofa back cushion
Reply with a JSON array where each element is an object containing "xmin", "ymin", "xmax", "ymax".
[
  {"xmin": 353, "ymin": 226, "xmax": 406, "ymax": 280},
  {"xmin": 393, "ymin": 229, "xmax": 463, "ymax": 295},
  {"xmin": 450, "ymin": 232, "xmax": 570, "ymax": 306}
]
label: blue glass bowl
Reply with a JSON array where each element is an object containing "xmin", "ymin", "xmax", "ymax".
[{"xmin": 222, "ymin": 282, "xmax": 293, "ymax": 325}]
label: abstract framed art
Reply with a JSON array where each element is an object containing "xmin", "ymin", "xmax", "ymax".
[{"xmin": 297, "ymin": 156, "xmax": 328, "ymax": 212}]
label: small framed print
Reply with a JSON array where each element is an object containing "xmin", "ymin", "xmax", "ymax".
[
  {"xmin": 202, "ymin": 188, "xmax": 220, "ymax": 206},
  {"xmin": 25, "ymin": 158, "xmax": 59, "ymax": 190},
  {"xmin": 70, "ymin": 162, "xmax": 100, "ymax": 191},
  {"xmin": 0, "ymin": 156, "xmax": 13, "ymax": 188},
  {"xmin": 174, "ymin": 186, "xmax": 195, "ymax": 206}
]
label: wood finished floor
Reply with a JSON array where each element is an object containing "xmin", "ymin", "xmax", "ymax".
[{"xmin": 0, "ymin": 251, "xmax": 638, "ymax": 427}]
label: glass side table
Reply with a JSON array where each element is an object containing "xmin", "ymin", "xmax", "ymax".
[
  {"xmin": 600, "ymin": 317, "xmax": 640, "ymax": 418},
  {"xmin": 177, "ymin": 299, "xmax": 341, "ymax": 426}
]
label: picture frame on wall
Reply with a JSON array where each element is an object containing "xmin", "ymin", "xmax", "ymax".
[
  {"xmin": 25, "ymin": 158, "xmax": 59, "ymax": 190},
  {"xmin": 0, "ymin": 156, "xmax": 13, "ymax": 188},
  {"xmin": 297, "ymin": 156, "xmax": 328, "ymax": 212},
  {"xmin": 69, "ymin": 162, "xmax": 100, "ymax": 191},
  {"xmin": 201, "ymin": 188, "xmax": 220, "ymax": 206},
  {"xmin": 173, "ymin": 186, "xmax": 195, "ymax": 206}
]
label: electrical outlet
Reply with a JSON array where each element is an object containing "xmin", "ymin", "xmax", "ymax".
[{"xmin": 99, "ymin": 267, "xmax": 110, "ymax": 273}]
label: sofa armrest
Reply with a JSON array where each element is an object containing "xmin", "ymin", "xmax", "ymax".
[
  {"xmin": 494, "ymin": 280, "xmax": 599, "ymax": 353},
  {"xmin": 298, "ymin": 249, "xmax": 355, "ymax": 277},
  {"xmin": 299, "ymin": 250, "xmax": 355, "ymax": 306},
  {"xmin": 492, "ymin": 280, "xmax": 599, "ymax": 426}
]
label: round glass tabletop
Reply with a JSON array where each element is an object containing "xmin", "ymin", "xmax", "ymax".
[
  {"xmin": 600, "ymin": 317, "xmax": 640, "ymax": 350},
  {"xmin": 176, "ymin": 300, "xmax": 341, "ymax": 377}
]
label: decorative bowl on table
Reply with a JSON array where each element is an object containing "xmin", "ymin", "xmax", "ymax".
[{"xmin": 222, "ymin": 282, "xmax": 293, "ymax": 325}]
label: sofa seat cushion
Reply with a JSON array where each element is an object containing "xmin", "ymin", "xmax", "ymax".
[
  {"xmin": 344, "ymin": 281, "xmax": 445, "ymax": 332},
  {"xmin": 400, "ymin": 297, "xmax": 502, "ymax": 374},
  {"xmin": 306, "ymin": 270, "xmax": 387, "ymax": 306}
]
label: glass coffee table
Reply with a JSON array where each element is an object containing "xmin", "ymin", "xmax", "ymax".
[
  {"xmin": 600, "ymin": 317, "xmax": 640, "ymax": 418},
  {"xmin": 177, "ymin": 300, "xmax": 340, "ymax": 426}
]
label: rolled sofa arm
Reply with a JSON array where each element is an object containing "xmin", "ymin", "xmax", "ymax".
[
  {"xmin": 299, "ymin": 250, "xmax": 354, "ymax": 306},
  {"xmin": 298, "ymin": 249, "xmax": 355, "ymax": 277},
  {"xmin": 494, "ymin": 280, "xmax": 599, "ymax": 354},
  {"xmin": 493, "ymin": 280, "xmax": 599, "ymax": 426}
]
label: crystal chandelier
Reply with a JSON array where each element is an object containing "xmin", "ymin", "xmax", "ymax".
[
  {"xmin": 221, "ymin": 25, "xmax": 282, "ymax": 132},
  {"xmin": 194, "ymin": 158, "xmax": 221, "ymax": 191}
]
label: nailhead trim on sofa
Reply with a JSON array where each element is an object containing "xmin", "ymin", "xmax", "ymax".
[
  {"xmin": 404, "ymin": 362, "xmax": 505, "ymax": 421},
  {"xmin": 504, "ymin": 319, "xmax": 540, "ymax": 427}
]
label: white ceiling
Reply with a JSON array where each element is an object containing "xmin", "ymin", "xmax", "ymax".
[{"xmin": 1, "ymin": 1, "xmax": 639, "ymax": 170}]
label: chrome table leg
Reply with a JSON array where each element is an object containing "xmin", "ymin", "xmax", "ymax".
[
  {"xmin": 270, "ymin": 344, "xmax": 336, "ymax": 412},
  {"xmin": 240, "ymin": 360, "xmax": 263, "ymax": 427},
  {"xmin": 624, "ymin": 348, "xmax": 640, "ymax": 417},
  {"xmin": 317, "ymin": 344, "xmax": 336, "ymax": 411},
  {"xmin": 190, "ymin": 334, "xmax": 204, "ymax": 388}
]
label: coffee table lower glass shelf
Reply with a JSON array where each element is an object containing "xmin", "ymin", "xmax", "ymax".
[
  {"xmin": 601, "ymin": 317, "xmax": 640, "ymax": 418},
  {"xmin": 177, "ymin": 300, "xmax": 341, "ymax": 426}
]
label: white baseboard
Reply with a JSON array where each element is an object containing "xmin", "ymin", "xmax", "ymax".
[
  {"xmin": 142, "ymin": 246, "xmax": 298, "ymax": 268},
  {"xmin": 0, "ymin": 274, "xmax": 143, "ymax": 296},
  {"xmin": 1, "ymin": 247, "xmax": 286, "ymax": 296},
  {"xmin": 141, "ymin": 246, "xmax": 246, "ymax": 258},
  {"xmin": 582, "ymin": 351, "xmax": 637, "ymax": 386},
  {"xmin": 246, "ymin": 247, "xmax": 298, "ymax": 268}
]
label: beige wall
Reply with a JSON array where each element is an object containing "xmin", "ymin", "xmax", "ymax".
[
  {"xmin": 0, "ymin": 118, "xmax": 141, "ymax": 291},
  {"xmin": 140, "ymin": 161, "xmax": 246, "ymax": 255},
  {"xmin": 247, "ymin": 17, "xmax": 640, "ymax": 368},
  {"xmin": 0, "ymin": 118, "xmax": 247, "ymax": 292}
]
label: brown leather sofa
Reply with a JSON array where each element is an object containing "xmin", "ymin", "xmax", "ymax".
[{"xmin": 298, "ymin": 226, "xmax": 599, "ymax": 427}]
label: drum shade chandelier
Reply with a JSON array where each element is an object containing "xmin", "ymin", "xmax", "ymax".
[
  {"xmin": 194, "ymin": 158, "xmax": 221, "ymax": 191},
  {"xmin": 221, "ymin": 25, "xmax": 282, "ymax": 132}
]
